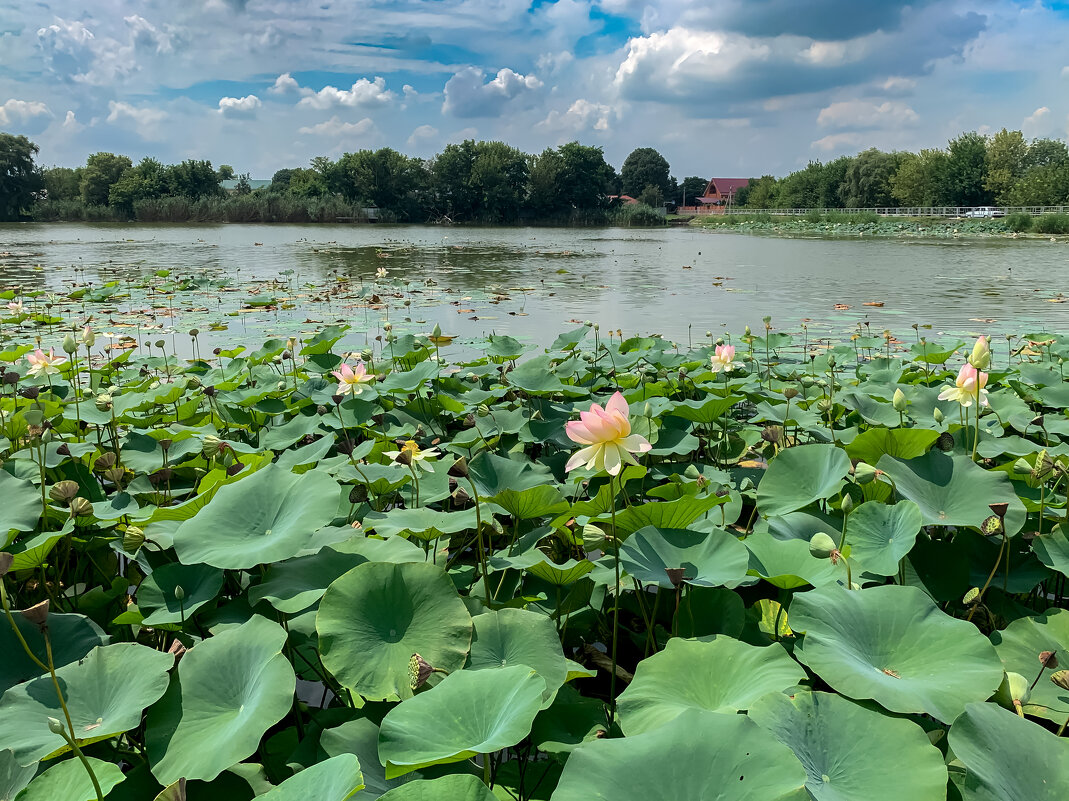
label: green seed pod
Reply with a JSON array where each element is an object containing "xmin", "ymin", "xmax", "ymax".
[
  {"xmin": 123, "ymin": 526, "xmax": 145, "ymax": 553},
  {"xmin": 49, "ymin": 480, "xmax": 80, "ymax": 504},
  {"xmin": 477, "ymin": 404, "xmax": 490, "ymax": 418},
  {"xmin": 783, "ymin": 387, "xmax": 799, "ymax": 400},
  {"xmin": 94, "ymin": 394, "xmax": 113, "ymax": 411},
  {"xmin": 809, "ymin": 532, "xmax": 838, "ymax": 559},
  {"xmin": 1052, "ymin": 670, "xmax": 1069, "ymax": 692},
  {"xmin": 963, "ymin": 587, "xmax": 981, "ymax": 604},
  {"xmin": 69, "ymin": 497, "xmax": 92, "ymax": 518}
]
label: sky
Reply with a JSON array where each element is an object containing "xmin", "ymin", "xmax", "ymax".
[{"xmin": 1, "ymin": 1, "xmax": 1068, "ymax": 179}]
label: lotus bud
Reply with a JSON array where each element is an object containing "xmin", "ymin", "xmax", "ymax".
[
  {"xmin": 448, "ymin": 457, "xmax": 469, "ymax": 478},
  {"xmin": 95, "ymin": 394, "xmax": 113, "ymax": 411},
  {"xmin": 49, "ymin": 480, "xmax": 80, "ymax": 504},
  {"xmin": 744, "ymin": 325, "xmax": 751, "ymax": 337},
  {"xmin": 80, "ymin": 326, "xmax": 95, "ymax": 347},
  {"xmin": 665, "ymin": 567, "xmax": 686, "ymax": 587},
  {"xmin": 1040, "ymin": 650, "xmax": 1059, "ymax": 670},
  {"xmin": 69, "ymin": 497, "xmax": 92, "ymax": 518},
  {"xmin": 61, "ymin": 332, "xmax": 77, "ymax": 355},
  {"xmin": 21, "ymin": 599, "xmax": 49, "ymax": 629},
  {"xmin": 432, "ymin": 323, "xmax": 442, "ymax": 338},
  {"xmin": 0, "ymin": 552, "xmax": 13, "ymax": 577},
  {"xmin": 827, "ymin": 354, "xmax": 836, "ymax": 368},
  {"xmin": 840, "ymin": 493, "xmax": 854, "ymax": 515},
  {"xmin": 933, "ymin": 408, "xmax": 944, "ymax": 424},
  {"xmin": 477, "ymin": 404, "xmax": 490, "ymax": 418},
  {"xmin": 123, "ymin": 526, "xmax": 145, "ymax": 552},
  {"xmin": 1013, "ymin": 458, "xmax": 1033, "ymax": 475},
  {"xmin": 968, "ymin": 336, "xmax": 991, "ymax": 370},
  {"xmin": 173, "ymin": 585, "xmax": 186, "ymax": 602},
  {"xmin": 892, "ymin": 388, "xmax": 907, "ymax": 412},
  {"xmin": 963, "ymin": 587, "xmax": 981, "ymax": 605},
  {"xmin": 1052, "ymin": 670, "xmax": 1069, "ymax": 692},
  {"xmin": 809, "ymin": 532, "xmax": 838, "ymax": 559},
  {"xmin": 854, "ymin": 462, "xmax": 879, "ymax": 484},
  {"xmin": 47, "ymin": 717, "xmax": 65, "ymax": 735}
]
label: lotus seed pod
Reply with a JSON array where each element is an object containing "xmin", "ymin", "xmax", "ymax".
[
  {"xmin": 361, "ymin": 349, "xmax": 373, "ymax": 362},
  {"xmin": 476, "ymin": 404, "xmax": 490, "ymax": 418},
  {"xmin": 21, "ymin": 599, "xmax": 49, "ymax": 629},
  {"xmin": 0, "ymin": 552, "xmax": 13, "ymax": 577},
  {"xmin": 809, "ymin": 532, "xmax": 838, "ymax": 559},
  {"xmin": 154, "ymin": 339, "xmax": 166, "ymax": 349},
  {"xmin": 989, "ymin": 502, "xmax": 1009, "ymax": 519},
  {"xmin": 47, "ymin": 717, "xmax": 65, "ymax": 735},
  {"xmin": 817, "ymin": 398, "xmax": 832, "ymax": 413},
  {"xmin": 348, "ymin": 484, "xmax": 369, "ymax": 504},
  {"xmin": 827, "ymin": 354, "xmax": 836, "ymax": 368},
  {"xmin": 448, "ymin": 456, "xmax": 469, "ymax": 478},
  {"xmin": 69, "ymin": 497, "xmax": 92, "ymax": 518},
  {"xmin": 1052, "ymin": 670, "xmax": 1069, "ymax": 692},
  {"xmin": 963, "ymin": 587, "xmax": 981, "ymax": 604},
  {"xmin": 61, "ymin": 332, "xmax": 78, "ymax": 355},
  {"xmin": 1033, "ymin": 449, "xmax": 1055, "ymax": 480},
  {"xmin": 94, "ymin": 394, "xmax": 113, "ymax": 411},
  {"xmin": 394, "ymin": 450, "xmax": 413, "ymax": 467},
  {"xmin": 123, "ymin": 526, "xmax": 145, "ymax": 553},
  {"xmin": 933, "ymin": 408, "xmax": 944, "ymax": 423},
  {"xmin": 409, "ymin": 653, "xmax": 435, "ymax": 690},
  {"xmin": 783, "ymin": 387, "xmax": 799, "ymax": 400},
  {"xmin": 186, "ymin": 375, "xmax": 202, "ymax": 388},
  {"xmin": 382, "ymin": 323, "xmax": 392, "ymax": 332},
  {"xmin": 853, "ymin": 462, "xmax": 878, "ymax": 484},
  {"xmin": 980, "ymin": 515, "xmax": 1003, "ymax": 536},
  {"xmin": 451, "ymin": 486, "xmax": 470, "ymax": 505},
  {"xmin": 104, "ymin": 466, "xmax": 126, "ymax": 485},
  {"xmin": 1039, "ymin": 650, "xmax": 1060, "ymax": 670},
  {"xmin": 840, "ymin": 493, "xmax": 854, "ymax": 515},
  {"xmin": 665, "ymin": 567, "xmax": 686, "ymax": 587},
  {"xmin": 49, "ymin": 480, "xmax": 80, "ymax": 503},
  {"xmin": 892, "ymin": 388, "xmax": 907, "ymax": 412},
  {"xmin": 94, "ymin": 452, "xmax": 116, "ymax": 471}
]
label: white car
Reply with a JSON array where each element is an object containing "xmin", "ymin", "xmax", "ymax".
[{"xmin": 964, "ymin": 207, "xmax": 1005, "ymax": 218}]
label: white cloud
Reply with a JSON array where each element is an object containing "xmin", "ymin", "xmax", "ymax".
[
  {"xmin": 811, "ymin": 131, "xmax": 865, "ymax": 151},
  {"xmin": 297, "ymin": 77, "xmax": 395, "ymax": 110},
  {"xmin": 880, "ymin": 76, "xmax": 917, "ymax": 93},
  {"xmin": 0, "ymin": 99, "xmax": 52, "ymax": 126},
  {"xmin": 61, "ymin": 110, "xmax": 83, "ymax": 132},
  {"xmin": 538, "ymin": 99, "xmax": 612, "ymax": 133},
  {"xmin": 407, "ymin": 124, "xmax": 439, "ymax": 148},
  {"xmin": 106, "ymin": 100, "xmax": 167, "ymax": 139},
  {"xmin": 816, "ymin": 99, "xmax": 918, "ymax": 129},
  {"xmin": 297, "ymin": 116, "xmax": 375, "ymax": 137},
  {"xmin": 218, "ymin": 94, "xmax": 262, "ymax": 118},
  {"xmin": 1023, "ymin": 106, "xmax": 1052, "ymax": 137},
  {"xmin": 269, "ymin": 72, "xmax": 300, "ymax": 94},
  {"xmin": 124, "ymin": 14, "xmax": 178, "ymax": 54},
  {"xmin": 442, "ymin": 67, "xmax": 542, "ymax": 117},
  {"xmin": 37, "ymin": 18, "xmax": 137, "ymax": 85},
  {"xmin": 1062, "ymin": 65, "xmax": 1069, "ymax": 79}
]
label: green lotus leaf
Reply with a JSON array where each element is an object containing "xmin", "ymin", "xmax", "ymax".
[
  {"xmin": 320, "ymin": 718, "xmax": 410, "ymax": 798},
  {"xmin": 259, "ymin": 755, "xmax": 363, "ymax": 801},
  {"xmin": 151, "ymin": 779, "xmax": 186, "ymax": 801},
  {"xmin": 619, "ymin": 525, "xmax": 749, "ymax": 589},
  {"xmin": 468, "ymin": 451, "xmax": 554, "ymax": 497},
  {"xmin": 550, "ymin": 709, "xmax": 807, "ymax": 801},
  {"xmin": 146, "ymin": 615, "xmax": 296, "ymax": 785},
  {"xmin": 757, "ymin": 444, "xmax": 851, "ymax": 517},
  {"xmin": 0, "ymin": 643, "xmax": 173, "ymax": 765},
  {"xmin": 0, "ymin": 472, "xmax": 40, "ymax": 545},
  {"xmin": 490, "ymin": 485, "xmax": 569, "ymax": 520},
  {"xmin": 317, "ymin": 562, "xmax": 472, "ymax": 701},
  {"xmin": 791, "ymin": 585, "xmax": 1004, "ymax": 723},
  {"xmin": 616, "ymin": 637, "xmax": 806, "ymax": 735},
  {"xmin": 598, "ymin": 494, "xmax": 727, "ymax": 538},
  {"xmin": 844, "ymin": 427, "xmax": 939, "ymax": 466},
  {"xmin": 467, "ymin": 608, "xmax": 569, "ymax": 704},
  {"xmin": 361, "ymin": 507, "xmax": 479, "ymax": 542},
  {"xmin": 172, "ymin": 463, "xmax": 340, "ymax": 569},
  {"xmin": 0, "ymin": 750, "xmax": 34, "ymax": 801},
  {"xmin": 1033, "ymin": 524, "xmax": 1069, "ymax": 578},
  {"xmin": 531, "ymin": 685, "xmax": 606, "ymax": 755},
  {"xmin": 844, "ymin": 500, "xmax": 923, "ymax": 576},
  {"xmin": 749, "ymin": 691, "xmax": 948, "ymax": 801},
  {"xmin": 0, "ymin": 612, "xmax": 108, "ymax": 694},
  {"xmin": 948, "ymin": 702, "xmax": 1069, "ymax": 800},
  {"xmin": 14, "ymin": 756, "xmax": 125, "ymax": 801},
  {"xmin": 138, "ymin": 563, "xmax": 224, "ymax": 625},
  {"xmin": 491, "ymin": 551, "xmax": 595, "ymax": 585},
  {"xmin": 990, "ymin": 609, "xmax": 1069, "ymax": 723},
  {"xmin": 378, "ymin": 776, "xmax": 495, "ymax": 801},
  {"xmin": 378, "ymin": 664, "xmax": 545, "ymax": 779},
  {"xmin": 667, "ymin": 394, "xmax": 743, "ymax": 424},
  {"xmin": 876, "ymin": 451, "xmax": 1025, "ymax": 536},
  {"xmin": 744, "ymin": 530, "xmax": 847, "ymax": 589}
]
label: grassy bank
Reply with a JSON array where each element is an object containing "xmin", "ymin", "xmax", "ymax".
[{"xmin": 690, "ymin": 212, "xmax": 1069, "ymax": 239}]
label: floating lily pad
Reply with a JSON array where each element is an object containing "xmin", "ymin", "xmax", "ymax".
[
  {"xmin": 844, "ymin": 500, "xmax": 923, "ymax": 576},
  {"xmin": 619, "ymin": 525, "xmax": 749, "ymax": 589}
]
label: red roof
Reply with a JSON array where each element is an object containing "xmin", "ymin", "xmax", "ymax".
[{"xmin": 703, "ymin": 178, "xmax": 749, "ymax": 197}]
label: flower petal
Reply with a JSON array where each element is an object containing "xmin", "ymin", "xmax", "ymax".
[{"xmin": 566, "ymin": 445, "xmax": 598, "ymax": 473}]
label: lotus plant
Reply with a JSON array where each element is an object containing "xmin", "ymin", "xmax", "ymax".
[
  {"xmin": 26, "ymin": 348, "xmax": 66, "ymax": 378},
  {"xmin": 565, "ymin": 391, "xmax": 652, "ymax": 477},
  {"xmin": 331, "ymin": 361, "xmax": 375, "ymax": 396},
  {"xmin": 709, "ymin": 343, "xmax": 742, "ymax": 374},
  {"xmin": 939, "ymin": 343, "xmax": 990, "ymax": 459}
]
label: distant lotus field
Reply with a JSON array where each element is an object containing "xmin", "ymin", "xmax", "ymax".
[{"xmin": 2, "ymin": 293, "xmax": 1069, "ymax": 800}]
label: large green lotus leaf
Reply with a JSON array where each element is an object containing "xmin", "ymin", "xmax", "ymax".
[
  {"xmin": 467, "ymin": 608, "xmax": 569, "ymax": 704},
  {"xmin": 378, "ymin": 664, "xmax": 545, "ymax": 779},
  {"xmin": 667, "ymin": 394, "xmax": 744, "ymax": 424},
  {"xmin": 0, "ymin": 612, "xmax": 108, "ymax": 694},
  {"xmin": 844, "ymin": 500, "xmax": 923, "ymax": 576},
  {"xmin": 14, "ymin": 756, "xmax": 125, "ymax": 801},
  {"xmin": 844, "ymin": 427, "xmax": 940, "ymax": 466},
  {"xmin": 990, "ymin": 609, "xmax": 1069, "ymax": 723},
  {"xmin": 146, "ymin": 615, "xmax": 296, "ymax": 785},
  {"xmin": 876, "ymin": 452, "xmax": 1025, "ymax": 535},
  {"xmin": 948, "ymin": 702, "xmax": 1069, "ymax": 800},
  {"xmin": 744, "ymin": 530, "xmax": 846, "ymax": 589},
  {"xmin": 468, "ymin": 451, "xmax": 554, "ymax": 497},
  {"xmin": 757, "ymin": 444, "xmax": 851, "ymax": 517},
  {"xmin": 749, "ymin": 691, "xmax": 948, "ymax": 801},
  {"xmin": 378, "ymin": 776, "xmax": 495, "ymax": 801},
  {"xmin": 490, "ymin": 485, "xmax": 569, "ymax": 520},
  {"xmin": 490, "ymin": 552, "xmax": 594, "ymax": 585},
  {"xmin": 317, "ymin": 562, "xmax": 472, "ymax": 701},
  {"xmin": 0, "ymin": 750, "xmax": 34, "ymax": 801},
  {"xmin": 598, "ymin": 494, "xmax": 726, "ymax": 538},
  {"xmin": 791, "ymin": 585, "xmax": 1003, "ymax": 723},
  {"xmin": 249, "ymin": 537, "xmax": 426, "ymax": 614},
  {"xmin": 619, "ymin": 525, "xmax": 749, "ymax": 589},
  {"xmin": 0, "ymin": 643, "xmax": 173, "ymax": 766},
  {"xmin": 530, "ymin": 685, "xmax": 606, "ymax": 755},
  {"xmin": 172, "ymin": 463, "xmax": 340, "ymax": 569},
  {"xmin": 259, "ymin": 755, "xmax": 363, "ymax": 801},
  {"xmin": 360, "ymin": 507, "xmax": 479, "ymax": 542},
  {"xmin": 138, "ymin": 563, "xmax": 224, "ymax": 625},
  {"xmin": 320, "ymin": 718, "xmax": 411, "ymax": 798},
  {"xmin": 0, "ymin": 471, "xmax": 41, "ymax": 545},
  {"xmin": 550, "ymin": 709, "xmax": 807, "ymax": 801},
  {"xmin": 616, "ymin": 636, "xmax": 806, "ymax": 736},
  {"xmin": 1033, "ymin": 524, "xmax": 1069, "ymax": 578}
]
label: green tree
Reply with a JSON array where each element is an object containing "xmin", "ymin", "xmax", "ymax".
[
  {"xmin": 288, "ymin": 167, "xmax": 330, "ymax": 198},
  {"xmin": 1002, "ymin": 162, "xmax": 1069, "ymax": 206},
  {"xmin": 165, "ymin": 160, "xmax": 221, "ymax": 199},
  {"xmin": 269, "ymin": 168, "xmax": 297, "ymax": 193},
  {"xmin": 334, "ymin": 148, "xmax": 428, "ymax": 217},
  {"xmin": 234, "ymin": 173, "xmax": 252, "ymax": 195},
  {"xmin": 636, "ymin": 184, "xmax": 664, "ymax": 208},
  {"xmin": 469, "ymin": 141, "xmax": 528, "ymax": 223},
  {"xmin": 674, "ymin": 176, "xmax": 708, "ymax": 206},
  {"xmin": 839, "ymin": 149, "xmax": 902, "ymax": 208},
  {"xmin": 737, "ymin": 175, "xmax": 777, "ymax": 208},
  {"xmin": 0, "ymin": 133, "xmax": 43, "ymax": 220},
  {"xmin": 217, "ymin": 164, "xmax": 235, "ymax": 181},
  {"xmin": 108, "ymin": 157, "xmax": 168, "ymax": 214},
  {"xmin": 945, "ymin": 132, "xmax": 990, "ymax": 206},
  {"xmin": 620, "ymin": 147, "xmax": 672, "ymax": 198},
  {"xmin": 41, "ymin": 165, "xmax": 80, "ymax": 203},
  {"xmin": 80, "ymin": 152, "xmax": 132, "ymax": 206},
  {"xmin": 890, "ymin": 149, "xmax": 950, "ymax": 206},
  {"xmin": 528, "ymin": 142, "xmax": 616, "ymax": 216},
  {"xmin": 1025, "ymin": 138, "xmax": 1069, "ymax": 169},
  {"xmin": 983, "ymin": 129, "xmax": 1028, "ymax": 205}
]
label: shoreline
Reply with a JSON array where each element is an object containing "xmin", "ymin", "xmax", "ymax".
[{"xmin": 684, "ymin": 214, "xmax": 1068, "ymax": 240}]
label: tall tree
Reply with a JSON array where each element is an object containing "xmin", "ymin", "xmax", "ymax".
[
  {"xmin": 890, "ymin": 149, "xmax": 950, "ymax": 206},
  {"xmin": 41, "ymin": 166, "xmax": 80, "ymax": 202},
  {"xmin": 674, "ymin": 176, "xmax": 708, "ymax": 206},
  {"xmin": 839, "ymin": 149, "xmax": 902, "ymax": 208},
  {"xmin": 0, "ymin": 133, "xmax": 43, "ymax": 220},
  {"xmin": 165, "ymin": 160, "xmax": 221, "ymax": 200},
  {"xmin": 80, "ymin": 152, "xmax": 132, "ymax": 206},
  {"xmin": 620, "ymin": 147, "xmax": 672, "ymax": 197},
  {"xmin": 945, "ymin": 132, "xmax": 990, "ymax": 206},
  {"xmin": 983, "ymin": 129, "xmax": 1028, "ymax": 205},
  {"xmin": 108, "ymin": 157, "xmax": 168, "ymax": 213}
]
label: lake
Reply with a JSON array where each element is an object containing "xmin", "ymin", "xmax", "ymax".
[{"xmin": 1, "ymin": 223, "xmax": 1066, "ymax": 355}]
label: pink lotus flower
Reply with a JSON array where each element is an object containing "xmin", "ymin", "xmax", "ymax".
[
  {"xmin": 26, "ymin": 348, "xmax": 66, "ymax": 377},
  {"xmin": 565, "ymin": 391, "xmax": 652, "ymax": 476},
  {"xmin": 331, "ymin": 361, "xmax": 375, "ymax": 396},
  {"xmin": 938, "ymin": 364, "xmax": 989, "ymax": 408},
  {"xmin": 709, "ymin": 344, "xmax": 741, "ymax": 374}
]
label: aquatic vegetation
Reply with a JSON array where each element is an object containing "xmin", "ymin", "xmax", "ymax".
[{"xmin": 2, "ymin": 312, "xmax": 1069, "ymax": 800}]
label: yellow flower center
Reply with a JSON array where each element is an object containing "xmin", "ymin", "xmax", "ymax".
[{"xmin": 401, "ymin": 440, "xmax": 421, "ymax": 458}]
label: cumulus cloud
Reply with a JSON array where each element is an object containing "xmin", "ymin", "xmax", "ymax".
[
  {"xmin": 269, "ymin": 73, "xmax": 300, "ymax": 94},
  {"xmin": 218, "ymin": 94, "xmax": 262, "ymax": 118},
  {"xmin": 297, "ymin": 77, "xmax": 395, "ymax": 110},
  {"xmin": 297, "ymin": 116, "xmax": 376, "ymax": 137},
  {"xmin": 880, "ymin": 76, "xmax": 917, "ymax": 94},
  {"xmin": 538, "ymin": 99, "xmax": 612, "ymax": 133},
  {"xmin": 817, "ymin": 100, "xmax": 918, "ymax": 129},
  {"xmin": 407, "ymin": 124, "xmax": 439, "ymax": 148},
  {"xmin": 124, "ymin": 14, "xmax": 179, "ymax": 54},
  {"xmin": 62, "ymin": 110, "xmax": 83, "ymax": 131},
  {"xmin": 1023, "ymin": 106, "xmax": 1052, "ymax": 137},
  {"xmin": 106, "ymin": 100, "xmax": 167, "ymax": 139},
  {"xmin": 442, "ymin": 67, "xmax": 542, "ymax": 118},
  {"xmin": 37, "ymin": 17, "xmax": 137, "ymax": 85},
  {"xmin": 811, "ymin": 131, "xmax": 866, "ymax": 151},
  {"xmin": 0, "ymin": 99, "xmax": 52, "ymax": 127}
]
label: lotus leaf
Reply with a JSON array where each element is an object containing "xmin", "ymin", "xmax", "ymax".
[
  {"xmin": 466, "ymin": 608, "xmax": 569, "ymax": 704},
  {"xmin": 990, "ymin": 609, "xmax": 1069, "ymax": 723},
  {"xmin": 756, "ymin": 444, "xmax": 851, "ymax": 517},
  {"xmin": 138, "ymin": 563, "xmax": 224, "ymax": 625},
  {"xmin": 616, "ymin": 636, "xmax": 806, "ymax": 735},
  {"xmin": 749, "ymin": 690, "xmax": 948, "ymax": 801},
  {"xmin": 378, "ymin": 664, "xmax": 545, "ymax": 778},
  {"xmin": 0, "ymin": 751, "xmax": 33, "ymax": 801},
  {"xmin": 378, "ymin": 776, "xmax": 495, "ymax": 801},
  {"xmin": 744, "ymin": 530, "xmax": 846, "ymax": 589},
  {"xmin": 844, "ymin": 427, "xmax": 939, "ymax": 466},
  {"xmin": 0, "ymin": 612, "xmax": 108, "ymax": 694},
  {"xmin": 619, "ymin": 525, "xmax": 748, "ymax": 589},
  {"xmin": 1033, "ymin": 524, "xmax": 1069, "ymax": 578},
  {"xmin": 791, "ymin": 585, "xmax": 1004, "ymax": 722},
  {"xmin": 146, "ymin": 615, "xmax": 296, "ymax": 784},
  {"xmin": 843, "ymin": 500, "xmax": 923, "ymax": 576},
  {"xmin": 14, "ymin": 757, "xmax": 125, "ymax": 801},
  {"xmin": 320, "ymin": 718, "xmax": 407, "ymax": 798},
  {"xmin": 0, "ymin": 472, "xmax": 40, "ymax": 545},
  {"xmin": 259, "ymin": 755, "xmax": 363, "ymax": 801},
  {"xmin": 317, "ymin": 562, "xmax": 472, "ymax": 700}
]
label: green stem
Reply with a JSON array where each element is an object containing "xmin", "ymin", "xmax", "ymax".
[
  {"xmin": 608, "ymin": 472, "xmax": 620, "ymax": 725},
  {"xmin": 466, "ymin": 478, "xmax": 493, "ymax": 605},
  {"xmin": 45, "ymin": 632, "xmax": 104, "ymax": 801}
]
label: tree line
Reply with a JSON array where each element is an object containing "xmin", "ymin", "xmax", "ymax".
[{"xmin": 734, "ymin": 130, "xmax": 1069, "ymax": 210}]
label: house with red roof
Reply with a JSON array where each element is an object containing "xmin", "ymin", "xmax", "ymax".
[{"xmin": 697, "ymin": 178, "xmax": 749, "ymax": 206}]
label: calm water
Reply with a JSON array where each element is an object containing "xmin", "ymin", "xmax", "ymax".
[{"xmin": 1, "ymin": 223, "xmax": 1067, "ymax": 353}]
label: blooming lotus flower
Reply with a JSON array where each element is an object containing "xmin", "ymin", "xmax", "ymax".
[
  {"xmin": 938, "ymin": 364, "xmax": 989, "ymax": 408},
  {"xmin": 331, "ymin": 361, "xmax": 375, "ymax": 395},
  {"xmin": 383, "ymin": 440, "xmax": 440, "ymax": 471},
  {"xmin": 565, "ymin": 391, "xmax": 652, "ymax": 476},
  {"xmin": 376, "ymin": 267, "xmax": 388, "ymax": 279},
  {"xmin": 6, "ymin": 299, "xmax": 24, "ymax": 315},
  {"xmin": 709, "ymin": 344, "xmax": 742, "ymax": 374},
  {"xmin": 26, "ymin": 348, "xmax": 66, "ymax": 377}
]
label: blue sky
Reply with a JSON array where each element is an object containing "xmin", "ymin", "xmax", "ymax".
[{"xmin": 1, "ymin": 1, "xmax": 1068, "ymax": 179}]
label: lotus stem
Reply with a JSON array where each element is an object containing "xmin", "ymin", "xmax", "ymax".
[
  {"xmin": 608, "ymin": 472, "xmax": 621, "ymax": 725},
  {"xmin": 43, "ymin": 630, "xmax": 104, "ymax": 801},
  {"xmin": 967, "ymin": 532, "xmax": 1007, "ymax": 623},
  {"xmin": 465, "ymin": 477, "xmax": 493, "ymax": 605}
]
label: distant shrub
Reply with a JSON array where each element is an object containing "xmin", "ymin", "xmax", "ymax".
[
  {"xmin": 750, "ymin": 212, "xmax": 773, "ymax": 224},
  {"xmin": 804, "ymin": 209, "xmax": 824, "ymax": 223},
  {"xmin": 1004, "ymin": 212, "xmax": 1033, "ymax": 232},
  {"xmin": 853, "ymin": 211, "xmax": 880, "ymax": 224},
  {"xmin": 1033, "ymin": 213, "xmax": 1069, "ymax": 234},
  {"xmin": 612, "ymin": 203, "xmax": 666, "ymax": 226}
]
